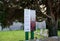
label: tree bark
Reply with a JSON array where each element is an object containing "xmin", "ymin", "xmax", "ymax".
[
  {"xmin": 45, "ymin": 0, "xmax": 58, "ymax": 37},
  {"xmin": 46, "ymin": 10, "xmax": 58, "ymax": 37},
  {"xmin": 47, "ymin": 18, "xmax": 58, "ymax": 37}
]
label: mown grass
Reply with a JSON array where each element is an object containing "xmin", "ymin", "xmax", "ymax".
[
  {"xmin": 58, "ymin": 30, "xmax": 60, "ymax": 36},
  {"xmin": 0, "ymin": 30, "xmax": 25, "ymax": 41},
  {"xmin": 0, "ymin": 30, "xmax": 60, "ymax": 41}
]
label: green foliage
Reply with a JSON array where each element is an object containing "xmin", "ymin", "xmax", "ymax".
[
  {"xmin": 58, "ymin": 20, "xmax": 60, "ymax": 30},
  {"xmin": 0, "ymin": 2, "xmax": 7, "ymax": 28},
  {"xmin": 0, "ymin": 0, "xmax": 59, "ymax": 28}
]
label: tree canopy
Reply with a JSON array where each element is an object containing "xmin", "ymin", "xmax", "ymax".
[{"xmin": 0, "ymin": 0, "xmax": 60, "ymax": 28}]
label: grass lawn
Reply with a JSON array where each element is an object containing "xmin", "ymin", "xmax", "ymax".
[
  {"xmin": 0, "ymin": 30, "xmax": 60, "ymax": 41},
  {"xmin": 58, "ymin": 30, "xmax": 60, "ymax": 36},
  {"xmin": 0, "ymin": 30, "xmax": 25, "ymax": 41}
]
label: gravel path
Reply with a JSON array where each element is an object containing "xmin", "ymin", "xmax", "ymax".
[{"xmin": 28, "ymin": 37, "xmax": 60, "ymax": 41}]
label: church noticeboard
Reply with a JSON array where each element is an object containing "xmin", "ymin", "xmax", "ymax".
[{"xmin": 24, "ymin": 9, "xmax": 36, "ymax": 32}]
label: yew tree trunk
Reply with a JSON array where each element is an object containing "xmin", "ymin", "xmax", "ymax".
[
  {"xmin": 47, "ymin": 9, "xmax": 58, "ymax": 37},
  {"xmin": 46, "ymin": 0, "xmax": 59, "ymax": 37},
  {"xmin": 47, "ymin": 18, "xmax": 58, "ymax": 37}
]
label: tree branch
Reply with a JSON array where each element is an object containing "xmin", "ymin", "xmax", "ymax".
[{"xmin": 35, "ymin": 0, "xmax": 52, "ymax": 19}]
